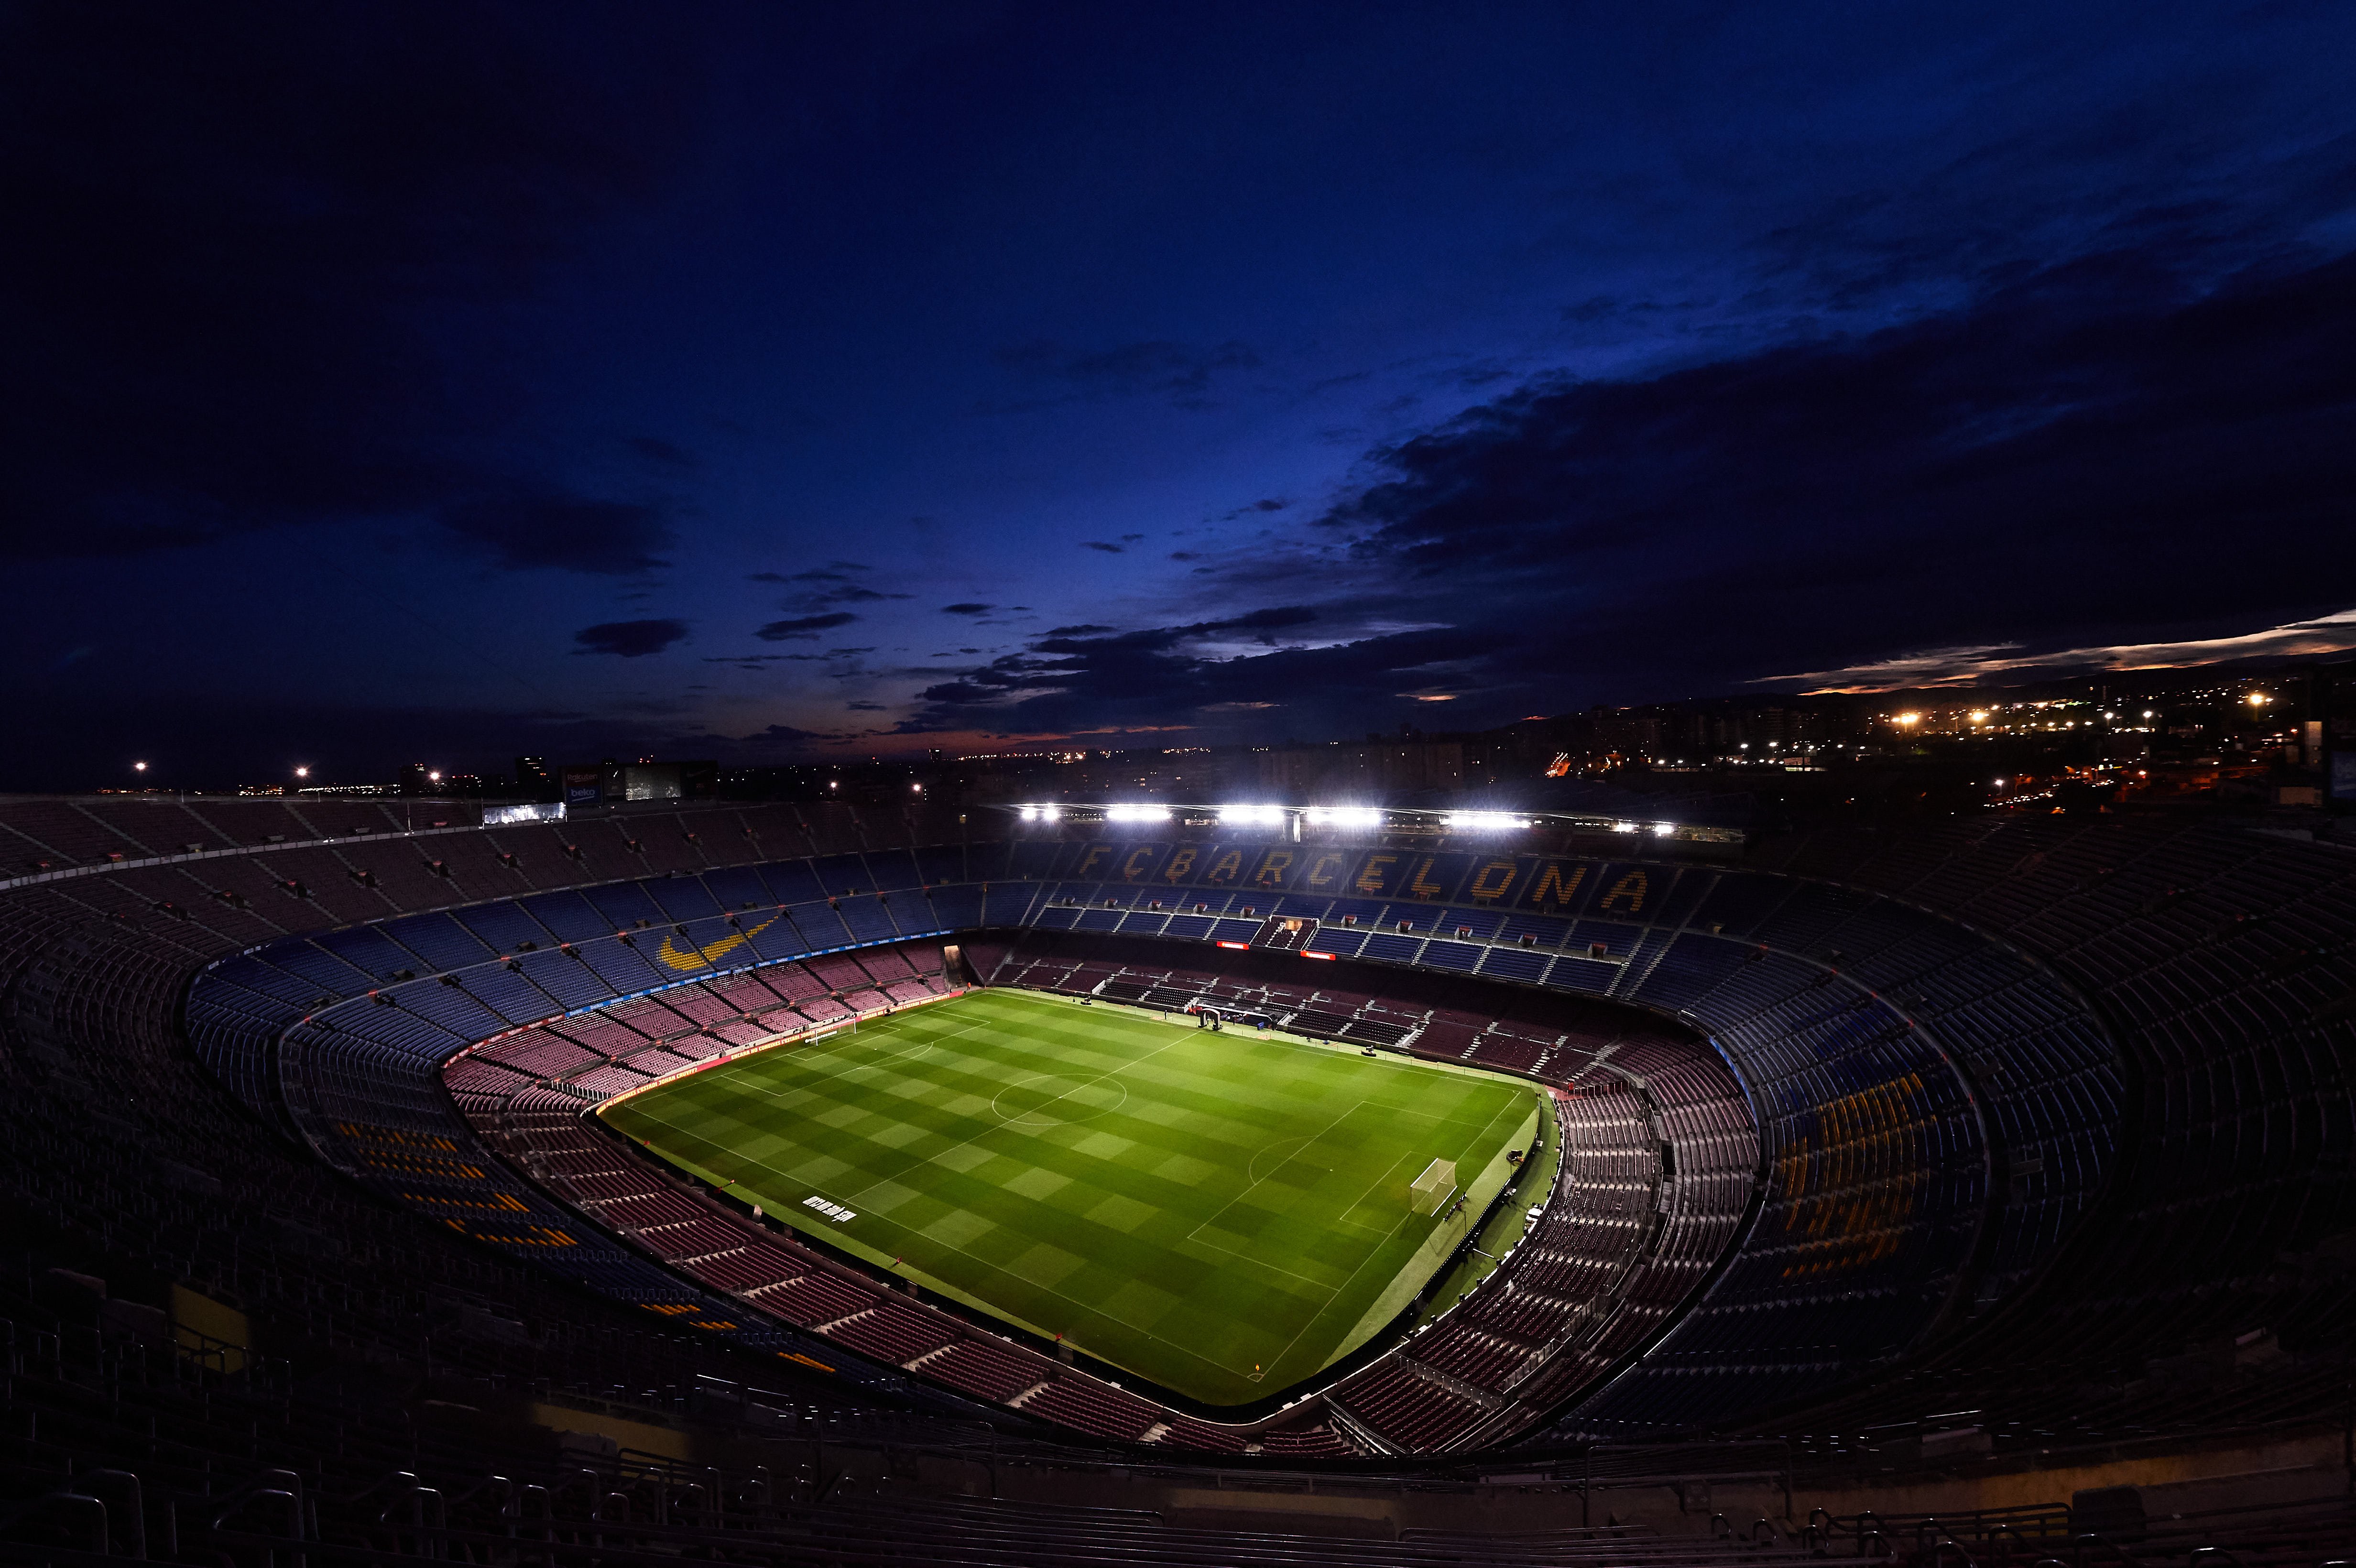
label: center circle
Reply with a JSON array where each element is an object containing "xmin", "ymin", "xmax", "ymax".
[
  {"xmin": 992, "ymin": 1072, "xmax": 1128, "ymax": 1128},
  {"xmin": 1248, "ymin": 1135, "xmax": 1309, "ymax": 1185}
]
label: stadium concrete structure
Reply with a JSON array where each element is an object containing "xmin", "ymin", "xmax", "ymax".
[{"xmin": 2, "ymin": 790, "xmax": 2352, "ymax": 1558}]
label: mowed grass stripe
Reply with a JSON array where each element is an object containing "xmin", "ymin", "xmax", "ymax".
[{"xmin": 600, "ymin": 989, "xmax": 1532, "ymax": 1405}]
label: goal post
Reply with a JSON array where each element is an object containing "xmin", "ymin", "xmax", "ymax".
[{"xmin": 1409, "ymin": 1157, "xmax": 1457, "ymax": 1215}]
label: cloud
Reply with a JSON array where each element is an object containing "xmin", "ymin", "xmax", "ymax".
[
  {"xmin": 894, "ymin": 619, "xmax": 1494, "ymax": 739},
  {"xmin": 893, "ymin": 604, "xmax": 1380, "ymax": 736},
  {"xmin": 743, "ymin": 560, "xmax": 913, "ymax": 608},
  {"xmin": 845, "ymin": 699, "xmax": 886, "ymax": 711},
  {"xmin": 941, "ymin": 602, "xmax": 993, "ymax": 615},
  {"xmin": 1757, "ymin": 609, "xmax": 2356, "ymax": 692},
  {"xmin": 1313, "ymin": 246, "xmax": 2356, "ymax": 710},
  {"xmin": 987, "ymin": 338, "xmax": 1260, "ymax": 410},
  {"xmin": 574, "ymin": 618, "xmax": 689, "ymax": 658},
  {"xmin": 627, "ymin": 435, "xmax": 694, "ymax": 467},
  {"xmin": 1081, "ymin": 541, "xmax": 1124, "ymax": 554},
  {"xmin": 755, "ymin": 611, "xmax": 859, "ymax": 641},
  {"xmin": 442, "ymin": 492, "xmax": 674, "ymax": 575},
  {"xmin": 1045, "ymin": 623, "xmax": 1114, "ymax": 636}
]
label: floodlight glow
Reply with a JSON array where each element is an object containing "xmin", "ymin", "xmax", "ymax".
[
  {"xmin": 1612, "ymin": 821, "xmax": 1638, "ymax": 832},
  {"xmin": 1651, "ymin": 823, "xmax": 1674, "ymax": 835},
  {"xmin": 1018, "ymin": 804, "xmax": 1063, "ymax": 823},
  {"xmin": 132, "ymin": 761, "xmax": 147, "ymax": 772},
  {"xmin": 294, "ymin": 766, "xmax": 309, "ymax": 779},
  {"xmin": 1219, "ymin": 804, "xmax": 1285, "ymax": 826},
  {"xmin": 1444, "ymin": 811, "xmax": 1522, "ymax": 831},
  {"xmin": 1104, "ymin": 804, "xmax": 1170, "ymax": 824},
  {"xmin": 1306, "ymin": 806, "xmax": 1383, "ymax": 828}
]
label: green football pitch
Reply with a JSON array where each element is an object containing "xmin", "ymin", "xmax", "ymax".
[{"xmin": 599, "ymin": 988, "xmax": 1539, "ymax": 1406}]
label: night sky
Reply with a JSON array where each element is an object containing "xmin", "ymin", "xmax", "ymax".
[{"xmin": 8, "ymin": 2, "xmax": 2355, "ymax": 790}]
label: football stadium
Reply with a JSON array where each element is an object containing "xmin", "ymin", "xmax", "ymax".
[
  {"xmin": 4, "ymin": 789, "xmax": 2354, "ymax": 1561},
  {"xmin": 12, "ymin": 6, "xmax": 2356, "ymax": 1557}
]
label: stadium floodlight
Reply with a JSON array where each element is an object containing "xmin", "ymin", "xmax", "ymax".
[
  {"xmin": 1612, "ymin": 821, "xmax": 1639, "ymax": 832},
  {"xmin": 1305, "ymin": 806, "xmax": 1383, "ymax": 829},
  {"xmin": 1218, "ymin": 804, "xmax": 1285, "ymax": 827},
  {"xmin": 1104, "ymin": 804, "xmax": 1170, "ymax": 824},
  {"xmin": 1651, "ymin": 822, "xmax": 1675, "ymax": 835},
  {"xmin": 1017, "ymin": 804, "xmax": 1062, "ymax": 823},
  {"xmin": 1444, "ymin": 811, "xmax": 1523, "ymax": 831}
]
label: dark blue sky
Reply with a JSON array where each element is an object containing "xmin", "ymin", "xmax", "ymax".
[{"xmin": 7, "ymin": 1, "xmax": 2354, "ymax": 788}]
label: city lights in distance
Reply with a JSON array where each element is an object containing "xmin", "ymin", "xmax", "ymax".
[
  {"xmin": 1103, "ymin": 804, "xmax": 1170, "ymax": 824},
  {"xmin": 1306, "ymin": 806, "xmax": 1383, "ymax": 828},
  {"xmin": 1218, "ymin": 804, "xmax": 1286, "ymax": 826},
  {"xmin": 1443, "ymin": 811, "xmax": 1523, "ymax": 831},
  {"xmin": 1017, "ymin": 804, "xmax": 1062, "ymax": 822}
]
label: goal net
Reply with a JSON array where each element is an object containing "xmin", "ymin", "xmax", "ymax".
[{"xmin": 1409, "ymin": 1158, "xmax": 1457, "ymax": 1215}]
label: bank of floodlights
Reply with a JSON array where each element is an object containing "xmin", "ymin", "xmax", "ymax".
[
  {"xmin": 1443, "ymin": 811, "xmax": 1525, "ymax": 831},
  {"xmin": 1218, "ymin": 804, "xmax": 1286, "ymax": 827},
  {"xmin": 1305, "ymin": 806, "xmax": 1384, "ymax": 829},
  {"xmin": 1104, "ymin": 804, "xmax": 1171, "ymax": 824},
  {"xmin": 1017, "ymin": 804, "xmax": 1062, "ymax": 822}
]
